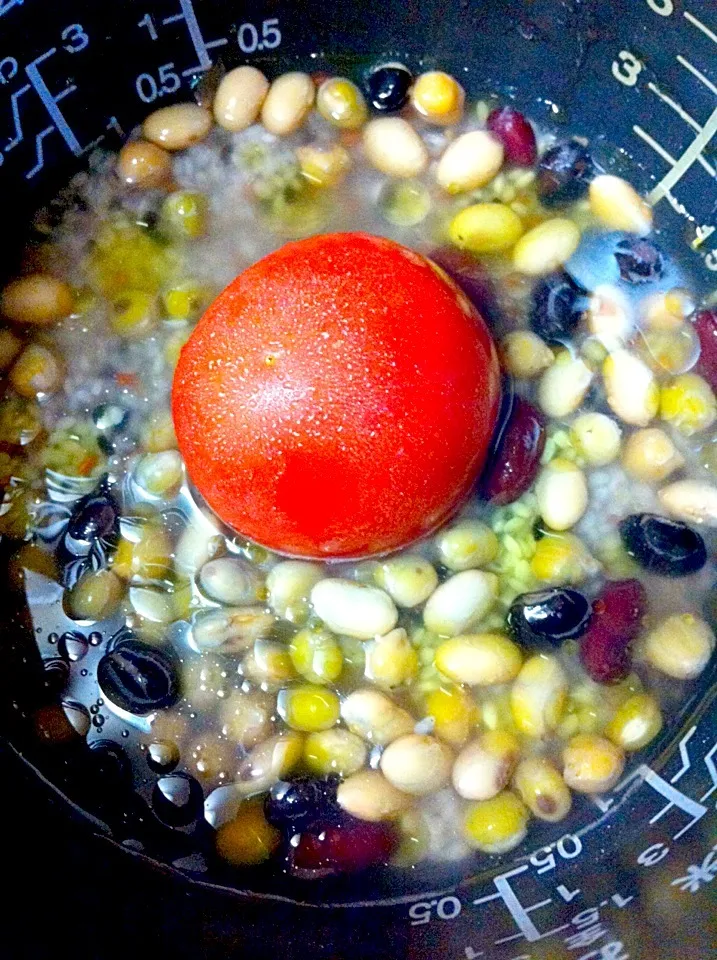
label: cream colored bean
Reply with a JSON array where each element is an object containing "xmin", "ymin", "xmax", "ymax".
[
  {"xmin": 242, "ymin": 640, "xmax": 296, "ymax": 687},
  {"xmin": 435, "ymin": 520, "xmax": 499, "ymax": 572},
  {"xmin": 589, "ymin": 175, "xmax": 652, "ymax": 235},
  {"xmin": 128, "ymin": 585, "xmax": 175, "ymax": 623},
  {"xmin": 117, "ymin": 140, "xmax": 173, "ymax": 188},
  {"xmin": 499, "ymin": 330, "xmax": 554, "ymax": 380},
  {"xmin": 642, "ymin": 613, "xmax": 715, "ymax": 679},
  {"xmin": 66, "ymin": 569, "xmax": 124, "ymax": 622},
  {"xmin": 535, "ymin": 458, "xmax": 588, "ymax": 531},
  {"xmin": 436, "ymin": 131, "xmax": 504, "ymax": 194},
  {"xmin": 174, "ymin": 516, "xmax": 224, "ymax": 577},
  {"xmin": 658, "ymin": 479, "xmax": 717, "ymax": 527},
  {"xmin": 198, "ymin": 556, "xmax": 265, "ymax": 605},
  {"xmin": 364, "ymin": 628, "xmax": 419, "ymax": 689},
  {"xmin": 337, "ymin": 770, "xmax": 413, "ymax": 821},
  {"xmin": 448, "ymin": 203, "xmax": 524, "ymax": 254},
  {"xmin": 621, "ymin": 427, "xmax": 684, "ymax": 483},
  {"xmin": 513, "ymin": 756, "xmax": 572, "ymax": 822},
  {"xmin": 603, "ymin": 349, "xmax": 659, "ymax": 426},
  {"xmin": 375, "ymin": 555, "xmax": 438, "ymax": 607},
  {"xmin": 261, "ymin": 72, "xmax": 315, "ymax": 135},
  {"xmin": 363, "ymin": 117, "xmax": 429, "ymax": 178},
  {"xmin": 303, "ymin": 728, "xmax": 368, "ymax": 777},
  {"xmin": 340, "ymin": 688, "xmax": 415, "ymax": 745},
  {"xmin": 537, "ymin": 350, "xmax": 593, "ymax": 418},
  {"xmin": 190, "ymin": 606, "xmax": 274, "ymax": 654},
  {"xmin": 1, "ymin": 274, "xmax": 73, "ymax": 326},
  {"xmin": 380, "ymin": 734, "xmax": 453, "ymax": 795},
  {"xmin": 266, "ymin": 560, "xmax": 323, "ymax": 620},
  {"xmin": 510, "ymin": 654, "xmax": 568, "ymax": 737},
  {"xmin": 562, "ymin": 734, "xmax": 625, "ymax": 794},
  {"xmin": 423, "ymin": 570, "xmax": 498, "ymax": 636},
  {"xmin": 311, "ymin": 578, "xmax": 397, "ymax": 639},
  {"xmin": 213, "ymin": 65, "xmax": 269, "ymax": 132},
  {"xmin": 587, "ymin": 285, "xmax": 633, "ymax": 351},
  {"xmin": 142, "ymin": 103, "xmax": 212, "ymax": 151},
  {"xmin": 452, "ymin": 730, "xmax": 520, "ymax": 800},
  {"xmin": 569, "ymin": 412, "xmax": 622, "ymax": 466},
  {"xmin": 219, "ymin": 689, "xmax": 275, "ymax": 748},
  {"xmin": 236, "ymin": 731, "xmax": 304, "ymax": 795},
  {"xmin": 10, "ymin": 343, "xmax": 63, "ymax": 397},
  {"xmin": 435, "ymin": 633, "xmax": 522, "ymax": 686},
  {"xmin": 512, "ymin": 218, "xmax": 580, "ymax": 276}
]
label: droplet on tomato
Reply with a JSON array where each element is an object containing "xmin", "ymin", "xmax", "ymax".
[{"xmin": 172, "ymin": 233, "xmax": 501, "ymax": 558}]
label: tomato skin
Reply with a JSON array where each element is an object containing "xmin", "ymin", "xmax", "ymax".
[{"xmin": 172, "ymin": 233, "xmax": 500, "ymax": 558}]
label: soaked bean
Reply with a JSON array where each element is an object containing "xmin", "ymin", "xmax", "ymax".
[
  {"xmin": 423, "ymin": 570, "xmax": 498, "ymax": 637},
  {"xmin": 236, "ymin": 731, "xmax": 304, "ymax": 795},
  {"xmin": 261, "ymin": 72, "xmax": 315, "ymax": 135},
  {"xmin": 191, "ymin": 606, "xmax": 275, "ymax": 654},
  {"xmin": 341, "ymin": 688, "xmax": 414, "ymax": 745},
  {"xmin": 337, "ymin": 770, "xmax": 413, "ymax": 822},
  {"xmin": 363, "ymin": 118, "xmax": 429, "ymax": 178},
  {"xmin": 311, "ymin": 578, "xmax": 398, "ymax": 639},
  {"xmin": 1, "ymin": 274, "xmax": 73, "ymax": 326},
  {"xmin": 219, "ymin": 689, "xmax": 275, "ymax": 748},
  {"xmin": 213, "ymin": 66, "xmax": 269, "ymax": 132},
  {"xmin": 117, "ymin": 140, "xmax": 173, "ymax": 188},
  {"xmin": 10, "ymin": 343, "xmax": 63, "ymax": 397},
  {"xmin": 142, "ymin": 103, "xmax": 212, "ymax": 151},
  {"xmin": 198, "ymin": 556, "xmax": 265, "ymax": 605},
  {"xmin": 380, "ymin": 734, "xmax": 453, "ymax": 795}
]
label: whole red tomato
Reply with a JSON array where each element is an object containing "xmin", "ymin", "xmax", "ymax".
[{"xmin": 172, "ymin": 233, "xmax": 500, "ymax": 558}]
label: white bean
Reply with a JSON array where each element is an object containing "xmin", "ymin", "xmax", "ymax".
[
  {"xmin": 340, "ymin": 688, "xmax": 415, "ymax": 745},
  {"xmin": 219, "ymin": 689, "xmax": 274, "ymax": 748},
  {"xmin": 603, "ymin": 349, "xmax": 659, "ymax": 426},
  {"xmin": 213, "ymin": 65, "xmax": 269, "ymax": 132},
  {"xmin": 236, "ymin": 731, "xmax": 303, "ymax": 795},
  {"xmin": 642, "ymin": 614, "xmax": 715, "ymax": 679},
  {"xmin": 363, "ymin": 117, "xmax": 429, "ymax": 178},
  {"xmin": 512, "ymin": 218, "xmax": 581, "ymax": 276},
  {"xmin": 423, "ymin": 570, "xmax": 497, "ymax": 637},
  {"xmin": 621, "ymin": 427, "xmax": 684, "ymax": 483},
  {"xmin": 435, "ymin": 633, "xmax": 523, "ymax": 686},
  {"xmin": 436, "ymin": 130, "xmax": 504, "ymax": 194},
  {"xmin": 311, "ymin": 578, "xmax": 397, "ymax": 639},
  {"xmin": 142, "ymin": 103, "xmax": 212, "ymax": 151},
  {"xmin": 535, "ymin": 458, "xmax": 588, "ymax": 531},
  {"xmin": 499, "ymin": 330, "xmax": 554, "ymax": 380},
  {"xmin": 380, "ymin": 734, "xmax": 453, "ymax": 795},
  {"xmin": 375, "ymin": 555, "xmax": 438, "ymax": 607},
  {"xmin": 175, "ymin": 514, "xmax": 224, "ymax": 577},
  {"xmin": 266, "ymin": 560, "xmax": 323, "ymax": 620},
  {"xmin": 658, "ymin": 480, "xmax": 717, "ymax": 527},
  {"xmin": 190, "ymin": 606, "xmax": 274, "ymax": 654},
  {"xmin": 198, "ymin": 556, "xmax": 265, "ymax": 605},
  {"xmin": 452, "ymin": 731, "xmax": 519, "ymax": 800},
  {"xmin": 261, "ymin": 72, "xmax": 315, "ymax": 135},
  {"xmin": 337, "ymin": 769, "xmax": 413, "ymax": 821},
  {"xmin": 589, "ymin": 175, "xmax": 652, "ymax": 235},
  {"xmin": 537, "ymin": 350, "xmax": 593, "ymax": 418}
]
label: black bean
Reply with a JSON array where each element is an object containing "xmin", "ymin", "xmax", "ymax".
[
  {"xmin": 265, "ymin": 776, "xmax": 340, "ymax": 833},
  {"xmin": 530, "ymin": 270, "xmax": 587, "ymax": 342},
  {"xmin": 364, "ymin": 63, "xmax": 412, "ymax": 113},
  {"xmin": 536, "ymin": 139, "xmax": 594, "ymax": 207},
  {"xmin": 507, "ymin": 588, "xmax": 592, "ymax": 648},
  {"xmin": 614, "ymin": 237, "xmax": 664, "ymax": 284},
  {"xmin": 619, "ymin": 513, "xmax": 707, "ymax": 577},
  {"xmin": 97, "ymin": 639, "xmax": 179, "ymax": 715}
]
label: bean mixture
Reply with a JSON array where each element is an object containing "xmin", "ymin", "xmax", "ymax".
[{"xmin": 3, "ymin": 62, "xmax": 717, "ymax": 877}]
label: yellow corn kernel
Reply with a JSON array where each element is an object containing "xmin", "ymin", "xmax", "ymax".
[
  {"xmin": 379, "ymin": 180, "xmax": 432, "ymax": 227},
  {"xmin": 110, "ymin": 289, "xmax": 157, "ymax": 339},
  {"xmin": 289, "ymin": 627, "xmax": 343, "ymax": 684},
  {"xmin": 161, "ymin": 190, "xmax": 208, "ymax": 238},
  {"xmin": 278, "ymin": 684, "xmax": 340, "ymax": 732},
  {"xmin": 464, "ymin": 790, "xmax": 529, "ymax": 853},
  {"xmin": 297, "ymin": 143, "xmax": 351, "ymax": 187},
  {"xmin": 513, "ymin": 755, "xmax": 572, "ymax": 822},
  {"xmin": 9, "ymin": 343, "xmax": 63, "ymax": 397},
  {"xmin": 411, "ymin": 71, "xmax": 464, "ymax": 125},
  {"xmin": 605, "ymin": 692, "xmax": 663, "ymax": 751},
  {"xmin": 562, "ymin": 733, "xmax": 625, "ymax": 793},
  {"xmin": 449, "ymin": 203, "xmax": 524, "ymax": 254},
  {"xmin": 435, "ymin": 520, "xmax": 499, "ymax": 573},
  {"xmin": 424, "ymin": 684, "xmax": 477, "ymax": 747},
  {"xmin": 242, "ymin": 640, "xmax": 297, "ymax": 687},
  {"xmin": 316, "ymin": 77, "xmax": 367, "ymax": 129},
  {"xmin": 162, "ymin": 281, "xmax": 206, "ymax": 321},
  {"xmin": 660, "ymin": 372, "xmax": 717, "ymax": 436},
  {"xmin": 569, "ymin": 412, "xmax": 622, "ymax": 467},
  {"xmin": 530, "ymin": 532, "xmax": 597, "ymax": 585},
  {"xmin": 499, "ymin": 330, "xmax": 554, "ymax": 380},
  {"xmin": 112, "ymin": 523, "xmax": 172, "ymax": 580},
  {"xmin": 303, "ymin": 728, "xmax": 368, "ymax": 777},
  {"xmin": 215, "ymin": 799, "xmax": 281, "ymax": 866},
  {"xmin": 638, "ymin": 326, "xmax": 700, "ymax": 378},
  {"xmin": 365, "ymin": 628, "xmax": 419, "ymax": 689}
]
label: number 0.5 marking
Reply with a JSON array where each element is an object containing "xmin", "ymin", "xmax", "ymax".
[
  {"xmin": 237, "ymin": 18, "xmax": 281, "ymax": 54},
  {"xmin": 136, "ymin": 63, "xmax": 181, "ymax": 103}
]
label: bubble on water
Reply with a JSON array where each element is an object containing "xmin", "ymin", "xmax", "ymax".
[
  {"xmin": 89, "ymin": 632, "xmax": 103, "ymax": 646},
  {"xmin": 80, "ymin": 668, "xmax": 89, "ymax": 677},
  {"xmin": 152, "ymin": 772, "xmax": 204, "ymax": 826},
  {"xmin": 121, "ymin": 729, "xmax": 130, "ymax": 739},
  {"xmin": 92, "ymin": 714, "xmax": 105, "ymax": 728},
  {"xmin": 43, "ymin": 658, "xmax": 70, "ymax": 695},
  {"xmin": 62, "ymin": 700, "xmax": 91, "ymax": 737},
  {"xmin": 48, "ymin": 633, "xmax": 58, "ymax": 645},
  {"xmin": 146, "ymin": 739, "xmax": 180, "ymax": 773},
  {"xmin": 58, "ymin": 631, "xmax": 88, "ymax": 662}
]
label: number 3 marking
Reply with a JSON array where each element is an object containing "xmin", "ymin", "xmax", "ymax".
[
  {"xmin": 646, "ymin": 0, "xmax": 673, "ymax": 15},
  {"xmin": 612, "ymin": 50, "xmax": 643, "ymax": 87}
]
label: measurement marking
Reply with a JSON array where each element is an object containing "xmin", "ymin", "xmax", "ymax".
[
  {"xmin": 671, "ymin": 725, "xmax": 697, "ymax": 783},
  {"xmin": 700, "ymin": 741, "xmax": 717, "ymax": 801},
  {"xmin": 5, "ymin": 82, "xmax": 30, "ymax": 150},
  {"xmin": 633, "ymin": 125, "xmax": 677, "ymax": 166},
  {"xmin": 648, "ymin": 106, "xmax": 717, "ymax": 203},
  {"xmin": 164, "ymin": 0, "xmax": 227, "ymax": 76},
  {"xmin": 684, "ymin": 10, "xmax": 717, "ymax": 46},
  {"xmin": 677, "ymin": 54, "xmax": 717, "ymax": 97},
  {"xmin": 25, "ymin": 48, "xmax": 81, "ymax": 156},
  {"xmin": 646, "ymin": 83, "xmax": 716, "ymax": 177},
  {"xmin": 25, "ymin": 124, "xmax": 54, "ymax": 178}
]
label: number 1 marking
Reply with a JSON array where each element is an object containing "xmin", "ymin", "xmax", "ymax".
[{"xmin": 138, "ymin": 12, "xmax": 158, "ymax": 40}]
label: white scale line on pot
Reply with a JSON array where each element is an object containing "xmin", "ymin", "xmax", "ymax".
[
  {"xmin": 163, "ymin": 0, "xmax": 227, "ymax": 76},
  {"xmin": 646, "ymin": 82, "xmax": 716, "ymax": 177},
  {"xmin": 684, "ymin": 9, "xmax": 717, "ymax": 47}
]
